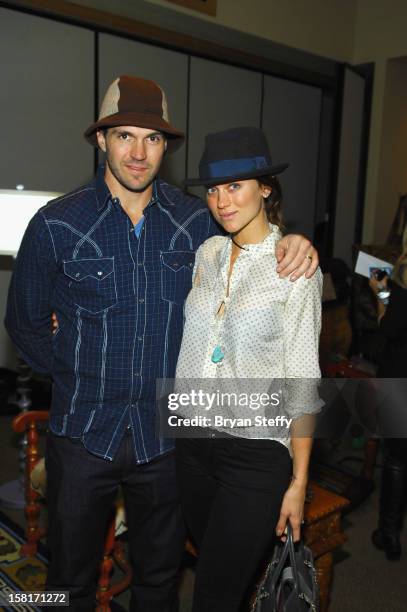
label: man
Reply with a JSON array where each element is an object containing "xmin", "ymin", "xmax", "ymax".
[{"xmin": 5, "ymin": 75, "xmax": 318, "ymax": 611}]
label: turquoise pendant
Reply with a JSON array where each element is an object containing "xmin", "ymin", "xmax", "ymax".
[{"xmin": 211, "ymin": 345, "xmax": 224, "ymax": 364}]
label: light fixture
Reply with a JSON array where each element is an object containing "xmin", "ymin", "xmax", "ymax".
[{"xmin": 0, "ymin": 189, "xmax": 62, "ymax": 256}]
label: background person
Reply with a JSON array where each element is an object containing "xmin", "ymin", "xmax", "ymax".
[
  {"xmin": 370, "ymin": 252, "xmax": 407, "ymax": 561},
  {"xmin": 175, "ymin": 127, "xmax": 322, "ymax": 612}
]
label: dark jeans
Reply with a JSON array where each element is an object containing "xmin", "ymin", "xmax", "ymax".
[
  {"xmin": 176, "ymin": 435, "xmax": 292, "ymax": 612},
  {"xmin": 45, "ymin": 430, "xmax": 185, "ymax": 612}
]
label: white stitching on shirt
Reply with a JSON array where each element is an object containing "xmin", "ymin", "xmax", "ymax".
[
  {"xmin": 157, "ymin": 202, "xmax": 193, "ymax": 249},
  {"xmin": 70, "ymin": 307, "xmax": 83, "ymax": 415},
  {"xmin": 47, "ymin": 219, "xmax": 102, "ymax": 256},
  {"xmin": 72, "ymin": 202, "xmax": 113, "ymax": 259},
  {"xmin": 169, "ymin": 208, "xmax": 208, "ymax": 250}
]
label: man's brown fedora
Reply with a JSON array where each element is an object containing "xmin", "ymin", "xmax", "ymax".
[{"xmin": 84, "ymin": 75, "xmax": 184, "ymax": 152}]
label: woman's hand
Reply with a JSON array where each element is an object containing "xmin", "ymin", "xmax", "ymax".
[
  {"xmin": 275, "ymin": 234, "xmax": 319, "ymax": 281},
  {"xmin": 275, "ymin": 479, "xmax": 307, "ymax": 542},
  {"xmin": 369, "ymin": 275, "xmax": 388, "ymax": 321}
]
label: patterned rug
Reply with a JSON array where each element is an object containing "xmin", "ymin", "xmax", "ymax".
[
  {"xmin": 0, "ymin": 510, "xmax": 47, "ymax": 611},
  {"xmin": 0, "ymin": 511, "xmax": 126, "ymax": 611}
]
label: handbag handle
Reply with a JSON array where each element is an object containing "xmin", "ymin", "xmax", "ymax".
[
  {"xmin": 265, "ymin": 532, "xmax": 290, "ymax": 593},
  {"xmin": 286, "ymin": 522, "xmax": 301, "ymax": 595},
  {"xmin": 265, "ymin": 521, "xmax": 300, "ymax": 591},
  {"xmin": 286, "ymin": 522, "xmax": 318, "ymax": 609}
]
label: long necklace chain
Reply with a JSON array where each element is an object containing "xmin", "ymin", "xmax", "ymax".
[
  {"xmin": 210, "ymin": 240, "xmax": 236, "ymax": 364},
  {"xmin": 210, "ymin": 228, "xmax": 272, "ymax": 365}
]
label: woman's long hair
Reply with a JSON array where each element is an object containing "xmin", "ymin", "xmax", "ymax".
[
  {"xmin": 392, "ymin": 250, "xmax": 407, "ymax": 289},
  {"xmin": 256, "ymin": 175, "xmax": 284, "ymax": 232}
]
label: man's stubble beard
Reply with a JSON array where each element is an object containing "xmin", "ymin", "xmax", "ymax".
[{"xmin": 106, "ymin": 153, "xmax": 158, "ymax": 194}]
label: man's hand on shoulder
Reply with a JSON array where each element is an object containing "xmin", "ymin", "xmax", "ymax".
[{"xmin": 275, "ymin": 234, "xmax": 319, "ymax": 281}]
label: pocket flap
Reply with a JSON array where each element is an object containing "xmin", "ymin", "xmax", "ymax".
[
  {"xmin": 161, "ymin": 251, "xmax": 195, "ymax": 272},
  {"xmin": 63, "ymin": 257, "xmax": 114, "ymax": 281}
]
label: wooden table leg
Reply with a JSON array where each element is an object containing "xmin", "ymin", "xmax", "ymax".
[{"xmin": 315, "ymin": 552, "xmax": 333, "ymax": 612}]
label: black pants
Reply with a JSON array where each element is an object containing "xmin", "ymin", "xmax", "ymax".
[
  {"xmin": 45, "ymin": 431, "xmax": 185, "ymax": 611},
  {"xmin": 176, "ymin": 436, "xmax": 292, "ymax": 612},
  {"xmin": 384, "ymin": 438, "xmax": 407, "ymax": 466}
]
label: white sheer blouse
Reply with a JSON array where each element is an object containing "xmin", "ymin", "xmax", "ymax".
[{"xmin": 175, "ymin": 225, "xmax": 323, "ymax": 440}]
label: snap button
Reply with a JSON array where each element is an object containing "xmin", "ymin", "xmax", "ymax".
[
  {"xmin": 75, "ymin": 272, "xmax": 80, "ymax": 277},
  {"xmin": 97, "ymin": 271, "xmax": 102, "ymax": 276}
]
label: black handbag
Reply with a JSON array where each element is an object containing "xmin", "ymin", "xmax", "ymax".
[{"xmin": 252, "ymin": 524, "xmax": 319, "ymax": 612}]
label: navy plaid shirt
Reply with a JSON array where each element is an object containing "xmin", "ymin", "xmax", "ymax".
[{"xmin": 5, "ymin": 165, "xmax": 219, "ymax": 462}]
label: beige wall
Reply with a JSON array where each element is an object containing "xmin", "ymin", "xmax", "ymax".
[
  {"xmin": 70, "ymin": 0, "xmax": 356, "ymax": 61},
  {"xmin": 373, "ymin": 58, "xmax": 407, "ymax": 243},
  {"xmin": 354, "ymin": 1, "xmax": 407, "ymax": 243},
  {"xmin": 354, "ymin": 0, "xmax": 407, "ymax": 63},
  {"xmin": 146, "ymin": 0, "xmax": 356, "ymax": 61}
]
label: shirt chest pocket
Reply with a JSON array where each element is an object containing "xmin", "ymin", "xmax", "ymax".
[
  {"xmin": 63, "ymin": 257, "xmax": 117, "ymax": 313},
  {"xmin": 160, "ymin": 251, "xmax": 195, "ymax": 305}
]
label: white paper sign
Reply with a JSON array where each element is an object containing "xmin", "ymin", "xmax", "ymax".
[{"xmin": 355, "ymin": 251, "xmax": 393, "ymax": 279}]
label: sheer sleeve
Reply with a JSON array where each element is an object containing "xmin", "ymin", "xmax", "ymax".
[{"xmin": 282, "ymin": 269, "xmax": 324, "ymax": 418}]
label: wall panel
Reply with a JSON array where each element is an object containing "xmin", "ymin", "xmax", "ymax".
[
  {"xmin": 334, "ymin": 68, "xmax": 365, "ymax": 265},
  {"xmin": 262, "ymin": 76, "xmax": 322, "ymax": 237},
  {"xmin": 0, "ymin": 7, "xmax": 95, "ymax": 369},
  {"xmin": 187, "ymin": 57, "xmax": 262, "ymax": 198},
  {"xmin": 0, "ymin": 7, "xmax": 94, "ymax": 193}
]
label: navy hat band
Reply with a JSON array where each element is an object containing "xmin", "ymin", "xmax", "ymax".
[{"xmin": 205, "ymin": 156, "xmax": 269, "ymax": 180}]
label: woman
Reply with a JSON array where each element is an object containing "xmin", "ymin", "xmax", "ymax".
[
  {"xmin": 369, "ymin": 251, "xmax": 407, "ymax": 561},
  {"xmin": 175, "ymin": 127, "xmax": 322, "ymax": 611}
]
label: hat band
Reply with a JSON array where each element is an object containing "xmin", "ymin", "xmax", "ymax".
[{"xmin": 205, "ymin": 156, "xmax": 269, "ymax": 179}]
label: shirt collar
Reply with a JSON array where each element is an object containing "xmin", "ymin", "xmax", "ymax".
[
  {"xmin": 95, "ymin": 164, "xmax": 111, "ymax": 211},
  {"xmin": 221, "ymin": 223, "xmax": 280, "ymax": 260},
  {"xmin": 94, "ymin": 165, "xmax": 171, "ymax": 211},
  {"xmin": 149, "ymin": 180, "xmax": 160, "ymax": 207},
  {"xmin": 154, "ymin": 178, "xmax": 175, "ymax": 207}
]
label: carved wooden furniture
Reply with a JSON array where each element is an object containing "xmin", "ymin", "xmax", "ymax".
[
  {"xmin": 12, "ymin": 410, "xmax": 132, "ymax": 612},
  {"xmin": 304, "ymin": 482, "xmax": 349, "ymax": 612}
]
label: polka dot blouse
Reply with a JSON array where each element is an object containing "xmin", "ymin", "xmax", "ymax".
[{"xmin": 175, "ymin": 225, "xmax": 323, "ymax": 441}]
